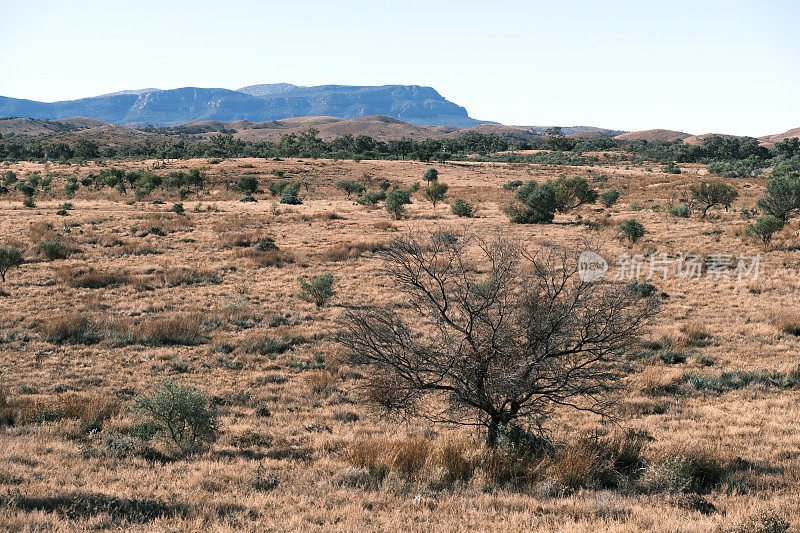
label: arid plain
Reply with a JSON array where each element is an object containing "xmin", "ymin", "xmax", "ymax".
[{"xmin": 1, "ymin": 154, "xmax": 799, "ymax": 532}]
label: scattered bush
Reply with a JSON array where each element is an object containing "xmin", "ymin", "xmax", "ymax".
[
  {"xmin": 133, "ymin": 379, "xmax": 217, "ymax": 455},
  {"xmin": 619, "ymin": 218, "xmax": 645, "ymax": 244},
  {"xmin": 668, "ymin": 203, "xmax": 691, "ymax": 218},
  {"xmin": 279, "ymin": 181, "xmax": 302, "ymax": 205},
  {"xmin": 422, "ymin": 167, "xmax": 438, "ymax": 182},
  {"xmin": 423, "ymin": 180, "xmax": 448, "ymax": 208},
  {"xmin": 690, "ymin": 180, "xmax": 738, "ymax": 218},
  {"xmin": 746, "ymin": 215, "xmax": 784, "ymax": 244},
  {"xmin": 297, "ymin": 273, "xmax": 335, "ymax": 307},
  {"xmin": 357, "ymin": 190, "xmax": 386, "ymax": 206},
  {"xmin": 38, "ymin": 237, "xmax": 69, "ymax": 260},
  {"xmin": 599, "ymin": 188, "xmax": 620, "ymax": 208},
  {"xmin": 450, "ymin": 198, "xmax": 474, "ymax": 217}
]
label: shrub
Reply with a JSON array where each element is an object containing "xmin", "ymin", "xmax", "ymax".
[
  {"xmin": 0, "ymin": 247, "xmax": 24, "ymax": 282},
  {"xmin": 237, "ymin": 176, "xmax": 259, "ymax": 196},
  {"xmin": 599, "ymin": 188, "xmax": 620, "ymax": 208},
  {"xmin": 38, "ymin": 237, "xmax": 69, "ymax": 260},
  {"xmin": 133, "ymin": 380, "xmax": 217, "ymax": 455},
  {"xmin": 668, "ymin": 203, "xmax": 691, "ymax": 218},
  {"xmin": 357, "ymin": 190, "xmax": 386, "ymax": 206},
  {"xmin": 450, "ymin": 198, "xmax": 474, "ymax": 217},
  {"xmin": 550, "ymin": 176, "xmax": 598, "ymax": 213},
  {"xmin": 507, "ymin": 181, "xmax": 557, "ymax": 224},
  {"xmin": 297, "ymin": 273, "xmax": 335, "ymax": 307},
  {"xmin": 503, "ymin": 180, "xmax": 523, "ymax": 190},
  {"xmin": 663, "ymin": 161, "xmax": 682, "ymax": 174},
  {"xmin": 135, "ymin": 315, "xmax": 206, "ymax": 346},
  {"xmin": 268, "ymin": 179, "xmax": 290, "ymax": 196},
  {"xmin": 171, "ymin": 203, "xmax": 184, "ymax": 214},
  {"xmin": 619, "ymin": 218, "xmax": 645, "ymax": 244},
  {"xmin": 746, "ymin": 215, "xmax": 784, "ymax": 244},
  {"xmin": 22, "ymin": 197, "xmax": 36, "ymax": 208},
  {"xmin": 279, "ymin": 181, "xmax": 302, "ymax": 205},
  {"xmin": 385, "ymin": 189, "xmax": 412, "ymax": 219}
]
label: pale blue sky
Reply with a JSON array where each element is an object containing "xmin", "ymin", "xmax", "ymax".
[{"xmin": 1, "ymin": 0, "xmax": 798, "ymax": 136}]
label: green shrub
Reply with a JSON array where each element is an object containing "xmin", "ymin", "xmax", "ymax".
[
  {"xmin": 64, "ymin": 178, "xmax": 79, "ymax": 199},
  {"xmin": 357, "ymin": 190, "xmax": 386, "ymax": 206},
  {"xmin": 38, "ymin": 237, "xmax": 68, "ymax": 260},
  {"xmin": 423, "ymin": 167, "xmax": 438, "ymax": 182},
  {"xmin": 385, "ymin": 189, "xmax": 412, "ymax": 219},
  {"xmin": 503, "ymin": 180, "xmax": 523, "ymax": 190},
  {"xmin": 171, "ymin": 203, "xmax": 184, "ymax": 214},
  {"xmin": 268, "ymin": 179, "xmax": 290, "ymax": 196},
  {"xmin": 746, "ymin": 215, "xmax": 784, "ymax": 244},
  {"xmin": 663, "ymin": 161, "xmax": 682, "ymax": 174},
  {"xmin": 450, "ymin": 198, "xmax": 474, "ymax": 218},
  {"xmin": 619, "ymin": 219, "xmax": 645, "ymax": 244},
  {"xmin": 133, "ymin": 380, "xmax": 217, "ymax": 455},
  {"xmin": 297, "ymin": 273, "xmax": 335, "ymax": 307},
  {"xmin": 0, "ymin": 247, "xmax": 24, "ymax": 282},
  {"xmin": 507, "ymin": 181, "xmax": 557, "ymax": 224},
  {"xmin": 599, "ymin": 188, "xmax": 620, "ymax": 208},
  {"xmin": 668, "ymin": 203, "xmax": 691, "ymax": 218},
  {"xmin": 22, "ymin": 196, "xmax": 35, "ymax": 208},
  {"xmin": 279, "ymin": 182, "xmax": 302, "ymax": 205},
  {"xmin": 238, "ymin": 176, "xmax": 259, "ymax": 196}
]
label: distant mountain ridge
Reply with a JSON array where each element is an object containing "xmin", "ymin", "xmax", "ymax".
[{"xmin": 0, "ymin": 84, "xmax": 491, "ymax": 128}]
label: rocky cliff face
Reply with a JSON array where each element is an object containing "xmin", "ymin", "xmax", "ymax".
[{"xmin": 0, "ymin": 84, "xmax": 487, "ymax": 127}]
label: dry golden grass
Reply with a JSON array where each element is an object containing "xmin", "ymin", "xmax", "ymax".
[{"xmin": 0, "ymin": 155, "xmax": 797, "ymax": 531}]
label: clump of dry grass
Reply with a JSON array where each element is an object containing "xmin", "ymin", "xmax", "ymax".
[
  {"xmin": 40, "ymin": 312, "xmax": 101, "ymax": 344},
  {"xmin": 159, "ymin": 266, "xmax": 219, "ymax": 287},
  {"xmin": 55, "ymin": 265, "xmax": 132, "ymax": 288},
  {"xmin": 235, "ymin": 247, "xmax": 295, "ymax": 267},
  {"xmin": 773, "ymin": 311, "xmax": 800, "ymax": 336},
  {"xmin": 318, "ymin": 241, "xmax": 382, "ymax": 262},
  {"xmin": 0, "ymin": 391, "xmax": 119, "ymax": 433},
  {"xmin": 681, "ymin": 321, "xmax": 712, "ymax": 347},
  {"xmin": 133, "ymin": 314, "xmax": 207, "ymax": 346}
]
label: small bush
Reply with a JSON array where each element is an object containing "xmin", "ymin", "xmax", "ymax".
[
  {"xmin": 297, "ymin": 273, "xmax": 335, "ymax": 307},
  {"xmin": 725, "ymin": 510, "xmax": 790, "ymax": 533},
  {"xmin": 38, "ymin": 237, "xmax": 69, "ymax": 260},
  {"xmin": 133, "ymin": 379, "xmax": 217, "ymax": 455},
  {"xmin": 22, "ymin": 197, "xmax": 36, "ymax": 208},
  {"xmin": 599, "ymin": 188, "xmax": 620, "ymax": 208},
  {"xmin": 357, "ymin": 190, "xmax": 386, "ymax": 206},
  {"xmin": 668, "ymin": 203, "xmax": 691, "ymax": 218},
  {"xmin": 336, "ymin": 180, "xmax": 365, "ymax": 198},
  {"xmin": 619, "ymin": 218, "xmax": 645, "ymax": 244},
  {"xmin": 503, "ymin": 180, "xmax": 523, "ymax": 190},
  {"xmin": 746, "ymin": 215, "xmax": 784, "ymax": 245},
  {"xmin": 450, "ymin": 198, "xmax": 474, "ymax": 217},
  {"xmin": 279, "ymin": 181, "xmax": 302, "ymax": 205}
]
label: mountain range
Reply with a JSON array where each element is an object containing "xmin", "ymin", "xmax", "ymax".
[{"xmin": 0, "ymin": 84, "xmax": 491, "ymax": 128}]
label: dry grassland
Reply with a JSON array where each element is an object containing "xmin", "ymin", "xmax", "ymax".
[{"xmin": 0, "ymin": 155, "xmax": 798, "ymax": 532}]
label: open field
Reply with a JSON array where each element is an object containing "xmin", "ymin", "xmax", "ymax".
[{"xmin": 1, "ymin": 155, "xmax": 800, "ymax": 532}]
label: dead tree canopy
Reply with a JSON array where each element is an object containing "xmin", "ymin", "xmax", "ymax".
[{"xmin": 337, "ymin": 229, "xmax": 659, "ymax": 446}]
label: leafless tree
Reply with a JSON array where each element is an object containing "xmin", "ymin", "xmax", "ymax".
[{"xmin": 337, "ymin": 229, "xmax": 659, "ymax": 446}]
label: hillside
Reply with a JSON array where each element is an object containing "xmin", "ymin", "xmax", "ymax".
[
  {"xmin": 760, "ymin": 127, "xmax": 800, "ymax": 143},
  {"xmin": 614, "ymin": 129, "xmax": 692, "ymax": 142},
  {"xmin": 0, "ymin": 84, "xmax": 489, "ymax": 128}
]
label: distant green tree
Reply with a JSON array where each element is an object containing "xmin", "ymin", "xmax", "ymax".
[
  {"xmin": 423, "ymin": 167, "xmax": 439, "ymax": 182},
  {"xmin": 690, "ymin": 180, "xmax": 738, "ymax": 218},
  {"xmin": 619, "ymin": 219, "xmax": 645, "ymax": 244},
  {"xmin": 423, "ymin": 180, "xmax": 448, "ymax": 208},
  {"xmin": 0, "ymin": 247, "xmax": 24, "ymax": 282},
  {"xmin": 599, "ymin": 188, "xmax": 620, "ymax": 208}
]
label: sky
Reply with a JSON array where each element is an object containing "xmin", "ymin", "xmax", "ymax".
[{"xmin": 1, "ymin": 0, "xmax": 798, "ymax": 136}]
